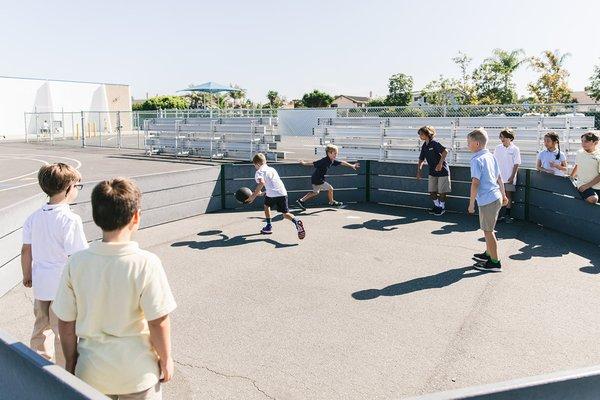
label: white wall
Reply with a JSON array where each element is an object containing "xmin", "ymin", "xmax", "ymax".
[
  {"xmin": 277, "ymin": 109, "xmax": 337, "ymax": 136},
  {"xmin": 0, "ymin": 77, "xmax": 130, "ymax": 139}
]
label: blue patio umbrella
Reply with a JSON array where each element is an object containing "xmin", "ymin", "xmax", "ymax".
[{"xmin": 178, "ymin": 82, "xmax": 242, "ymax": 93}]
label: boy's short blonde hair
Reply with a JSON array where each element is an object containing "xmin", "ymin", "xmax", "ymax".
[
  {"xmin": 468, "ymin": 128, "xmax": 488, "ymax": 147},
  {"xmin": 38, "ymin": 163, "xmax": 81, "ymax": 197},
  {"xmin": 418, "ymin": 126, "xmax": 436, "ymax": 139},
  {"xmin": 252, "ymin": 153, "xmax": 267, "ymax": 165},
  {"xmin": 325, "ymin": 144, "xmax": 338, "ymax": 154}
]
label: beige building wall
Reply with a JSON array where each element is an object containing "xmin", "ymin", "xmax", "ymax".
[
  {"xmin": 332, "ymin": 97, "xmax": 359, "ymax": 108},
  {"xmin": 105, "ymin": 84, "xmax": 133, "ymax": 131}
]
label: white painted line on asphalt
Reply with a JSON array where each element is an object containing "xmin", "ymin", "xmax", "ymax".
[
  {"xmin": 0, "ymin": 154, "xmax": 82, "ymax": 193},
  {"xmin": 0, "ymin": 156, "xmax": 49, "ymax": 183}
]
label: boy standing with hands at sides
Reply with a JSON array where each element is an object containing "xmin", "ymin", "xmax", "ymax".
[
  {"xmin": 22, "ymin": 163, "xmax": 88, "ymax": 366},
  {"xmin": 493, "ymin": 128, "xmax": 521, "ymax": 223},
  {"xmin": 296, "ymin": 144, "xmax": 360, "ymax": 210},
  {"xmin": 52, "ymin": 178, "xmax": 177, "ymax": 399},
  {"xmin": 468, "ymin": 128, "xmax": 508, "ymax": 272},
  {"xmin": 416, "ymin": 126, "xmax": 451, "ymax": 216},
  {"xmin": 246, "ymin": 153, "xmax": 306, "ymax": 239},
  {"xmin": 571, "ymin": 132, "xmax": 600, "ymax": 204}
]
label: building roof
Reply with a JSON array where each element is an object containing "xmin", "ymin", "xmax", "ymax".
[
  {"xmin": 334, "ymin": 95, "xmax": 371, "ymax": 103},
  {"xmin": 0, "ymin": 75, "xmax": 130, "ymax": 87},
  {"xmin": 571, "ymin": 91, "xmax": 600, "ymax": 104}
]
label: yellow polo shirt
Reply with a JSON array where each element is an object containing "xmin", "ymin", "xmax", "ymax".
[
  {"xmin": 52, "ymin": 241, "xmax": 177, "ymax": 395},
  {"xmin": 575, "ymin": 149, "xmax": 600, "ymax": 190}
]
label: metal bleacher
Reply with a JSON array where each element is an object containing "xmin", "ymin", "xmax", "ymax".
[
  {"xmin": 314, "ymin": 115, "xmax": 595, "ymax": 168},
  {"xmin": 144, "ymin": 117, "xmax": 282, "ymax": 161}
]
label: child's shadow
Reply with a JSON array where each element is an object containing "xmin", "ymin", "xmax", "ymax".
[
  {"xmin": 579, "ymin": 257, "xmax": 600, "ymax": 274},
  {"xmin": 344, "ymin": 217, "xmax": 420, "ymax": 231},
  {"xmin": 171, "ymin": 230, "xmax": 298, "ymax": 250},
  {"xmin": 246, "ymin": 209, "xmax": 335, "ymax": 222},
  {"xmin": 351, "ymin": 266, "xmax": 490, "ymax": 300}
]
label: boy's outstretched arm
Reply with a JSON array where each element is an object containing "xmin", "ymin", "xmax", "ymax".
[
  {"xmin": 58, "ymin": 319, "xmax": 78, "ymax": 374},
  {"xmin": 21, "ymin": 244, "xmax": 32, "ymax": 287},
  {"xmin": 340, "ymin": 161, "xmax": 360, "ymax": 170},
  {"xmin": 148, "ymin": 314, "xmax": 173, "ymax": 383},
  {"xmin": 246, "ymin": 182, "xmax": 265, "ymax": 203}
]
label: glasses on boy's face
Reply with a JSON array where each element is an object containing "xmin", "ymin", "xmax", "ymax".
[{"xmin": 73, "ymin": 183, "xmax": 83, "ymax": 190}]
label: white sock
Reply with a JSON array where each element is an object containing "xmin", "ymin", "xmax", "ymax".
[
  {"xmin": 434, "ymin": 199, "xmax": 441, "ymax": 207},
  {"xmin": 439, "ymin": 201, "xmax": 445, "ymax": 209}
]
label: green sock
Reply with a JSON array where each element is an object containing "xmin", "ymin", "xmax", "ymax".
[{"xmin": 491, "ymin": 258, "xmax": 500, "ymax": 264}]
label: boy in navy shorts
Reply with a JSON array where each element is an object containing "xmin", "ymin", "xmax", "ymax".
[
  {"xmin": 246, "ymin": 153, "xmax": 306, "ymax": 239},
  {"xmin": 296, "ymin": 144, "xmax": 360, "ymax": 210}
]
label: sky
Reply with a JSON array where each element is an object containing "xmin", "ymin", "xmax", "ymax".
[{"xmin": 1, "ymin": 0, "xmax": 599, "ymax": 103}]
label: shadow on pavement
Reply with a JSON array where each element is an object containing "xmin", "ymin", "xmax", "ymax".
[
  {"xmin": 351, "ymin": 266, "xmax": 490, "ymax": 300},
  {"xmin": 171, "ymin": 230, "xmax": 298, "ymax": 250}
]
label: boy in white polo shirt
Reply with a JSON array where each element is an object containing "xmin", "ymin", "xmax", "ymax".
[
  {"xmin": 493, "ymin": 128, "xmax": 521, "ymax": 223},
  {"xmin": 21, "ymin": 163, "xmax": 87, "ymax": 365},
  {"xmin": 246, "ymin": 153, "xmax": 306, "ymax": 239},
  {"xmin": 52, "ymin": 178, "xmax": 177, "ymax": 399}
]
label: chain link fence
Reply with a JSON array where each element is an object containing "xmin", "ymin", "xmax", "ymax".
[{"xmin": 23, "ymin": 104, "xmax": 600, "ymax": 150}]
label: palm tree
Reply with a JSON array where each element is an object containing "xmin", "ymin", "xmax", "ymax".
[{"xmin": 485, "ymin": 49, "xmax": 526, "ymax": 93}]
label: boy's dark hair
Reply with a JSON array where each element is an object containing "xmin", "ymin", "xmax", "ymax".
[
  {"xmin": 544, "ymin": 132, "xmax": 562, "ymax": 160},
  {"xmin": 581, "ymin": 131, "xmax": 600, "ymax": 142},
  {"xmin": 418, "ymin": 126, "xmax": 436, "ymax": 139},
  {"xmin": 38, "ymin": 163, "xmax": 81, "ymax": 197},
  {"xmin": 499, "ymin": 128, "xmax": 515, "ymax": 141},
  {"xmin": 92, "ymin": 178, "xmax": 141, "ymax": 231}
]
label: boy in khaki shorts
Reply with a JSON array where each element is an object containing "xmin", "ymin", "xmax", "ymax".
[
  {"xmin": 416, "ymin": 126, "xmax": 451, "ymax": 215},
  {"xmin": 468, "ymin": 128, "xmax": 508, "ymax": 272},
  {"xmin": 52, "ymin": 178, "xmax": 176, "ymax": 399},
  {"xmin": 296, "ymin": 144, "xmax": 360, "ymax": 210},
  {"xmin": 21, "ymin": 163, "xmax": 88, "ymax": 366}
]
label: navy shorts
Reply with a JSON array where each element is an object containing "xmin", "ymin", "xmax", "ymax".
[
  {"xmin": 264, "ymin": 195, "xmax": 289, "ymax": 213},
  {"xmin": 580, "ymin": 187, "xmax": 600, "ymax": 201}
]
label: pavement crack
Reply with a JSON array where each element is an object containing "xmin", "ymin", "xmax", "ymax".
[{"xmin": 174, "ymin": 359, "xmax": 276, "ymax": 400}]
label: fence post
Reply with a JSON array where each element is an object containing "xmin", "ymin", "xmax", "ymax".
[
  {"xmin": 24, "ymin": 113, "xmax": 28, "ymax": 143},
  {"xmin": 117, "ymin": 111, "xmax": 122, "ymax": 149},
  {"xmin": 525, "ymin": 169, "xmax": 531, "ymax": 222},
  {"xmin": 365, "ymin": 160, "xmax": 371, "ymax": 203},
  {"xmin": 220, "ymin": 164, "xmax": 226, "ymax": 210},
  {"xmin": 80, "ymin": 111, "xmax": 86, "ymax": 148}
]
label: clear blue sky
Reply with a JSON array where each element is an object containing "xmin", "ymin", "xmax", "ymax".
[{"xmin": 1, "ymin": 0, "xmax": 599, "ymax": 103}]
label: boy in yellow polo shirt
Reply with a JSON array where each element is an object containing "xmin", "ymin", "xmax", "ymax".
[
  {"xmin": 571, "ymin": 132, "xmax": 600, "ymax": 204},
  {"xmin": 52, "ymin": 178, "xmax": 176, "ymax": 399}
]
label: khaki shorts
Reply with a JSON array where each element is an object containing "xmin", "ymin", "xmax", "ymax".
[
  {"xmin": 108, "ymin": 383, "xmax": 162, "ymax": 400},
  {"xmin": 478, "ymin": 199, "xmax": 502, "ymax": 232},
  {"xmin": 428, "ymin": 175, "xmax": 451, "ymax": 194},
  {"xmin": 312, "ymin": 182, "xmax": 333, "ymax": 193},
  {"xmin": 504, "ymin": 183, "xmax": 516, "ymax": 192}
]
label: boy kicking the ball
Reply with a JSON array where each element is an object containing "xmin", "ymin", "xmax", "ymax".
[
  {"xmin": 296, "ymin": 144, "xmax": 360, "ymax": 210},
  {"xmin": 246, "ymin": 153, "xmax": 306, "ymax": 239}
]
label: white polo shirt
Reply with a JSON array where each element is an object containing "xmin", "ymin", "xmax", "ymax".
[
  {"xmin": 575, "ymin": 149, "xmax": 600, "ymax": 189},
  {"xmin": 22, "ymin": 203, "xmax": 88, "ymax": 301},
  {"xmin": 494, "ymin": 143, "xmax": 522, "ymax": 184},
  {"xmin": 255, "ymin": 165, "xmax": 287, "ymax": 198},
  {"xmin": 537, "ymin": 149, "xmax": 567, "ymax": 177}
]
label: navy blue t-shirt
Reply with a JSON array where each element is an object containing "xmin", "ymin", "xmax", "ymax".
[
  {"xmin": 312, "ymin": 157, "xmax": 341, "ymax": 184},
  {"xmin": 419, "ymin": 140, "xmax": 449, "ymax": 177}
]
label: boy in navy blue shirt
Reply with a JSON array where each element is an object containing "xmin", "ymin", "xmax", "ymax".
[
  {"xmin": 296, "ymin": 144, "xmax": 360, "ymax": 210},
  {"xmin": 416, "ymin": 126, "xmax": 451, "ymax": 215},
  {"xmin": 468, "ymin": 128, "xmax": 508, "ymax": 272}
]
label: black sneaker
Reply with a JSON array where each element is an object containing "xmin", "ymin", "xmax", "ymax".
[
  {"xmin": 260, "ymin": 224, "xmax": 273, "ymax": 234},
  {"xmin": 329, "ymin": 201, "xmax": 343, "ymax": 207},
  {"xmin": 473, "ymin": 252, "xmax": 491, "ymax": 261},
  {"xmin": 433, "ymin": 207, "xmax": 446, "ymax": 216},
  {"xmin": 296, "ymin": 199, "xmax": 307, "ymax": 211},
  {"xmin": 428, "ymin": 206, "xmax": 439, "ymax": 214},
  {"xmin": 474, "ymin": 259, "xmax": 502, "ymax": 272},
  {"xmin": 504, "ymin": 216, "xmax": 514, "ymax": 224}
]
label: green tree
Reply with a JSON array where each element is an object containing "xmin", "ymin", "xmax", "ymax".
[
  {"xmin": 472, "ymin": 62, "xmax": 517, "ymax": 104},
  {"xmin": 301, "ymin": 90, "xmax": 333, "ymax": 107},
  {"xmin": 368, "ymin": 98, "xmax": 387, "ymax": 107},
  {"xmin": 228, "ymin": 84, "xmax": 246, "ymax": 107},
  {"xmin": 451, "ymin": 52, "xmax": 477, "ymax": 104},
  {"xmin": 420, "ymin": 75, "xmax": 465, "ymax": 106},
  {"xmin": 385, "ymin": 73, "xmax": 413, "ymax": 106},
  {"xmin": 528, "ymin": 50, "xmax": 573, "ymax": 103},
  {"xmin": 140, "ymin": 95, "xmax": 188, "ymax": 110},
  {"xmin": 586, "ymin": 62, "xmax": 600, "ymax": 101},
  {"xmin": 267, "ymin": 90, "xmax": 283, "ymax": 108}
]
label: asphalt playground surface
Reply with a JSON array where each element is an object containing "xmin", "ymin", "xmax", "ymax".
[{"xmin": 1, "ymin": 199, "xmax": 599, "ymax": 399}]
